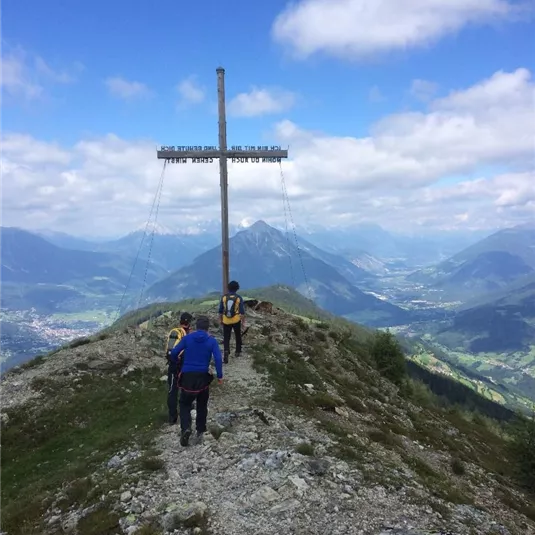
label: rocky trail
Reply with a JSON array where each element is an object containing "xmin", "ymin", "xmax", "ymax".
[
  {"xmin": 2, "ymin": 303, "xmax": 535, "ymax": 535},
  {"xmin": 126, "ymin": 352, "xmax": 454, "ymax": 535}
]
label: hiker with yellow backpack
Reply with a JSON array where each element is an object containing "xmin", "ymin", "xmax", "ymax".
[
  {"xmin": 218, "ymin": 280, "xmax": 245, "ymax": 364},
  {"xmin": 166, "ymin": 312, "xmax": 193, "ymax": 425}
]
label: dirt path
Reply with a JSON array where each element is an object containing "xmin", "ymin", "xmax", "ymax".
[{"xmin": 130, "ymin": 328, "xmax": 446, "ymax": 535}]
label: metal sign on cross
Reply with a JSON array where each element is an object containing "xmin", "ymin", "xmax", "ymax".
[{"xmin": 156, "ymin": 67, "xmax": 289, "ymax": 292}]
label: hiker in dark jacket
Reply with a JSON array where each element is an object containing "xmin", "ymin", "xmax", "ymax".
[
  {"xmin": 166, "ymin": 312, "xmax": 193, "ymax": 425},
  {"xmin": 169, "ymin": 315, "xmax": 223, "ymax": 446}
]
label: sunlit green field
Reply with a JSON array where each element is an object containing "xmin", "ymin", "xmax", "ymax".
[{"xmin": 49, "ymin": 310, "xmax": 113, "ymax": 323}]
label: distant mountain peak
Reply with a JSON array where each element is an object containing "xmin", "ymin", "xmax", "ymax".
[
  {"xmin": 249, "ymin": 220, "xmax": 273, "ymax": 231},
  {"xmin": 236, "ymin": 220, "xmax": 283, "ymax": 238},
  {"xmin": 131, "ymin": 222, "xmax": 176, "ymax": 236}
]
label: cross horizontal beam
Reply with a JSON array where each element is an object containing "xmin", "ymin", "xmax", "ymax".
[
  {"xmin": 156, "ymin": 149, "xmax": 288, "ymax": 160},
  {"xmin": 156, "ymin": 67, "xmax": 290, "ymax": 292}
]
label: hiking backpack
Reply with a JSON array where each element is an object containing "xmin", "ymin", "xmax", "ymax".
[
  {"xmin": 165, "ymin": 327, "xmax": 186, "ymax": 354},
  {"xmin": 222, "ymin": 293, "xmax": 241, "ymax": 319}
]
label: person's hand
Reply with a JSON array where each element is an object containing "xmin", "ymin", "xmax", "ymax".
[{"xmin": 218, "ymin": 378, "xmax": 224, "ymax": 385}]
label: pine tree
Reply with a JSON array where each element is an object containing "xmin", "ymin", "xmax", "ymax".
[
  {"xmin": 509, "ymin": 412, "xmax": 535, "ymax": 491},
  {"xmin": 369, "ymin": 330, "xmax": 406, "ymax": 386}
]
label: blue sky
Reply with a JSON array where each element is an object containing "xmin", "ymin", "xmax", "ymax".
[{"xmin": 2, "ymin": 0, "xmax": 534, "ymax": 236}]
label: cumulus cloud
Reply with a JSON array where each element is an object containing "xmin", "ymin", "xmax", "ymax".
[
  {"xmin": 228, "ymin": 87, "xmax": 297, "ymax": 117},
  {"xmin": 1, "ymin": 47, "xmax": 81, "ymax": 100},
  {"xmin": 176, "ymin": 76, "xmax": 205, "ymax": 108},
  {"xmin": 272, "ymin": 0, "xmax": 520, "ymax": 60},
  {"xmin": 2, "ymin": 68, "xmax": 534, "ymax": 236},
  {"xmin": 35, "ymin": 57, "xmax": 82, "ymax": 84},
  {"xmin": 105, "ymin": 76, "xmax": 152, "ymax": 99}
]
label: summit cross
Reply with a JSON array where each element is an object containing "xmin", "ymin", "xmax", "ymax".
[{"xmin": 157, "ymin": 67, "xmax": 289, "ymax": 292}]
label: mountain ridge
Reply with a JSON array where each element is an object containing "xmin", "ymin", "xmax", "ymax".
[
  {"xmin": 0, "ymin": 227, "xmax": 167, "ymax": 319},
  {"xmin": 2, "ymin": 297, "xmax": 534, "ymax": 534},
  {"xmin": 407, "ymin": 226, "xmax": 535, "ymax": 300},
  {"xmin": 0, "ymin": 227, "xmax": 165, "ymax": 285},
  {"xmin": 145, "ymin": 221, "xmax": 411, "ymax": 326}
]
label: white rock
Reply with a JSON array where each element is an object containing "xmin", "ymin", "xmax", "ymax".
[
  {"xmin": 120, "ymin": 490, "xmax": 132, "ymax": 502},
  {"xmin": 251, "ymin": 486, "xmax": 280, "ymax": 504},
  {"xmin": 288, "ymin": 475, "xmax": 309, "ymax": 492},
  {"xmin": 1, "ymin": 413, "xmax": 10, "ymax": 425},
  {"xmin": 47, "ymin": 515, "xmax": 60, "ymax": 525},
  {"xmin": 335, "ymin": 406, "xmax": 350, "ymax": 418},
  {"xmin": 270, "ymin": 499, "xmax": 301, "ymax": 514}
]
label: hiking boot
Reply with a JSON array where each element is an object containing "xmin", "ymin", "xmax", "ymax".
[
  {"xmin": 169, "ymin": 417, "xmax": 178, "ymax": 425},
  {"xmin": 193, "ymin": 432, "xmax": 204, "ymax": 445},
  {"xmin": 180, "ymin": 428, "xmax": 192, "ymax": 447},
  {"xmin": 224, "ymin": 351, "xmax": 229, "ymax": 364},
  {"xmin": 235, "ymin": 351, "xmax": 241, "ymax": 358}
]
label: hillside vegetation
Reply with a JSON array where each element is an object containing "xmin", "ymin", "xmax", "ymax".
[
  {"xmin": 2, "ymin": 293, "xmax": 534, "ymax": 535},
  {"xmin": 109, "ymin": 285, "xmax": 338, "ymax": 331},
  {"xmin": 411, "ymin": 275, "xmax": 535, "ymax": 406}
]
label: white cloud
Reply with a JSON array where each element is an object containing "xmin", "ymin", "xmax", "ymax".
[
  {"xmin": 272, "ymin": 0, "xmax": 520, "ymax": 60},
  {"xmin": 431, "ymin": 68, "xmax": 532, "ymax": 112},
  {"xmin": 105, "ymin": 76, "xmax": 151, "ymax": 99},
  {"xmin": 35, "ymin": 57, "xmax": 82, "ymax": 84},
  {"xmin": 1, "ymin": 47, "xmax": 82, "ymax": 101},
  {"xmin": 370, "ymin": 68, "xmax": 533, "ymax": 173},
  {"xmin": 228, "ymin": 87, "xmax": 297, "ymax": 117},
  {"xmin": 2, "ymin": 68, "xmax": 534, "ymax": 236},
  {"xmin": 1, "ymin": 52, "xmax": 43, "ymax": 99},
  {"xmin": 410, "ymin": 79, "xmax": 439, "ymax": 101},
  {"xmin": 1, "ymin": 133, "xmax": 72, "ymax": 166},
  {"xmin": 176, "ymin": 76, "xmax": 205, "ymax": 108}
]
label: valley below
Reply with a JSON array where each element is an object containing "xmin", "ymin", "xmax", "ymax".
[
  {"xmin": 0, "ymin": 308, "xmax": 114, "ymax": 369},
  {"xmin": 2, "ymin": 222, "xmax": 534, "ymax": 415}
]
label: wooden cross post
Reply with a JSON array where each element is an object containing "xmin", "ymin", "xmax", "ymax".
[{"xmin": 157, "ymin": 67, "xmax": 289, "ymax": 293}]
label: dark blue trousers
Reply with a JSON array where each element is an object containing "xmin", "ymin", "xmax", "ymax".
[
  {"xmin": 179, "ymin": 388, "xmax": 209, "ymax": 434},
  {"xmin": 167, "ymin": 360, "xmax": 179, "ymax": 423}
]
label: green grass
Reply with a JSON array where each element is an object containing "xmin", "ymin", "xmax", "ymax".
[
  {"xmin": 249, "ymin": 322, "xmax": 529, "ymax": 511},
  {"xmin": 367, "ymin": 428, "xmax": 403, "ymax": 449},
  {"xmin": 404, "ymin": 454, "xmax": 473, "ymax": 505},
  {"xmin": 49, "ymin": 309, "xmax": 112, "ymax": 323},
  {"xmin": 19, "ymin": 354, "xmax": 47, "ymax": 370},
  {"xmin": 451, "ymin": 457, "xmax": 466, "ymax": 476},
  {"xmin": 295, "ymin": 442, "xmax": 315, "ymax": 456},
  {"xmin": 75, "ymin": 505, "xmax": 121, "ymax": 535},
  {"xmin": 108, "ymin": 284, "xmax": 329, "ymax": 333},
  {"xmin": 406, "ymin": 340, "xmax": 535, "ymax": 413},
  {"xmin": 251, "ymin": 344, "xmax": 320, "ymax": 404},
  {"xmin": 1, "ymin": 366, "xmax": 167, "ymax": 534}
]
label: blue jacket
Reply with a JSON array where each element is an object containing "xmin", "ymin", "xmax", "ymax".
[{"xmin": 170, "ymin": 330, "xmax": 223, "ymax": 379}]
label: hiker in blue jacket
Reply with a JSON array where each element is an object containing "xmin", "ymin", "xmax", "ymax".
[{"xmin": 169, "ymin": 315, "xmax": 223, "ymax": 446}]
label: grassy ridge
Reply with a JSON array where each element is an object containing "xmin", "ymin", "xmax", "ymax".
[
  {"xmin": 2, "ymin": 292, "xmax": 534, "ymax": 534},
  {"xmin": 249, "ymin": 320, "xmax": 535, "ymax": 522},
  {"xmin": 108, "ymin": 285, "xmax": 333, "ymax": 332},
  {"xmin": 1, "ymin": 366, "xmax": 166, "ymax": 534}
]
